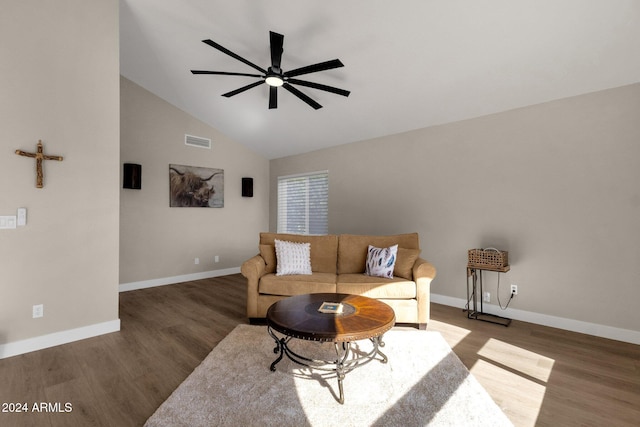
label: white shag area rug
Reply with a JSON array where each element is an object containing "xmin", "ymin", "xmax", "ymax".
[{"xmin": 145, "ymin": 324, "xmax": 512, "ymax": 427}]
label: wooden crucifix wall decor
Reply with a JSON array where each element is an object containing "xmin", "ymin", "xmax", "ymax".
[{"xmin": 15, "ymin": 140, "xmax": 64, "ymax": 188}]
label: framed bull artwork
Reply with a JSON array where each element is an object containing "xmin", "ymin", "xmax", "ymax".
[{"xmin": 169, "ymin": 164, "xmax": 224, "ymax": 207}]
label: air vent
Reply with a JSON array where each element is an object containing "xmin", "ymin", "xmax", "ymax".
[{"xmin": 185, "ymin": 134, "xmax": 211, "ymax": 149}]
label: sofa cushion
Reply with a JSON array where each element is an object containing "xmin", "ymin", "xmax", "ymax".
[
  {"xmin": 259, "ymin": 244, "xmax": 277, "ymax": 274},
  {"xmin": 394, "ymin": 248, "xmax": 421, "ymax": 280},
  {"xmin": 259, "ymin": 273, "xmax": 337, "ymax": 296},
  {"xmin": 275, "ymin": 239, "xmax": 312, "ymax": 275},
  {"xmin": 337, "ymin": 274, "xmax": 417, "ymax": 299},
  {"xmin": 365, "ymin": 244, "xmax": 398, "ymax": 278},
  {"xmin": 338, "ymin": 233, "xmax": 420, "ymax": 274},
  {"xmin": 260, "ymin": 233, "xmax": 338, "ymax": 273}
]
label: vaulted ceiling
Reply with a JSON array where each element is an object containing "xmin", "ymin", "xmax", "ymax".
[{"xmin": 120, "ymin": 0, "xmax": 640, "ymax": 159}]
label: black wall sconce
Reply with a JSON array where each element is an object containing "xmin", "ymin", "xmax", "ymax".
[
  {"xmin": 242, "ymin": 177, "xmax": 253, "ymax": 197},
  {"xmin": 123, "ymin": 163, "xmax": 142, "ymax": 189}
]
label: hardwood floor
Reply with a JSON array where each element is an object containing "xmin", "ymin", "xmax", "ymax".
[
  {"xmin": 429, "ymin": 304, "xmax": 640, "ymax": 427},
  {"xmin": 1, "ymin": 274, "xmax": 638, "ymax": 426}
]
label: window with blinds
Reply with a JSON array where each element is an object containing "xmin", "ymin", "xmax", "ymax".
[{"xmin": 277, "ymin": 171, "xmax": 328, "ymax": 235}]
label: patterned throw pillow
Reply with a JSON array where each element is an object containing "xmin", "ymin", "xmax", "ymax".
[
  {"xmin": 365, "ymin": 244, "xmax": 398, "ymax": 278},
  {"xmin": 275, "ymin": 239, "xmax": 312, "ymax": 276}
]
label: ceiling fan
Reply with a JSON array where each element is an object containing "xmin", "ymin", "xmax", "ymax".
[{"xmin": 191, "ymin": 31, "xmax": 350, "ymax": 110}]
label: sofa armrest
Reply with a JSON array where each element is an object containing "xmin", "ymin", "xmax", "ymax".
[
  {"xmin": 241, "ymin": 254, "xmax": 266, "ymax": 281},
  {"xmin": 413, "ymin": 257, "xmax": 437, "ymax": 326},
  {"xmin": 241, "ymin": 254, "xmax": 267, "ymax": 318},
  {"xmin": 413, "ymin": 257, "xmax": 436, "ymax": 281}
]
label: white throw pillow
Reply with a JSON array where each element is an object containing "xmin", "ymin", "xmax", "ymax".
[
  {"xmin": 365, "ymin": 244, "xmax": 398, "ymax": 279},
  {"xmin": 275, "ymin": 239, "xmax": 312, "ymax": 276}
]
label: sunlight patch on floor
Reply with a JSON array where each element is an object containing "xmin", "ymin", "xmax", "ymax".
[
  {"xmin": 470, "ymin": 359, "xmax": 546, "ymax": 427},
  {"xmin": 478, "ymin": 338, "xmax": 555, "ymax": 382},
  {"xmin": 470, "ymin": 339, "xmax": 555, "ymax": 427}
]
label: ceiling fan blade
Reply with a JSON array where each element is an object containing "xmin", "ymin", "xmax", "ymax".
[
  {"xmin": 202, "ymin": 39, "xmax": 267, "ymax": 74},
  {"xmin": 284, "ymin": 59, "xmax": 344, "ymax": 78},
  {"xmin": 282, "ymin": 83, "xmax": 322, "ymax": 110},
  {"xmin": 286, "ymin": 78, "xmax": 350, "ymax": 97},
  {"xmin": 222, "ymin": 80, "xmax": 265, "ymax": 98},
  {"xmin": 270, "ymin": 31, "xmax": 284, "ymax": 72},
  {"xmin": 269, "ymin": 86, "xmax": 278, "ymax": 109},
  {"xmin": 191, "ymin": 70, "xmax": 263, "ymax": 78}
]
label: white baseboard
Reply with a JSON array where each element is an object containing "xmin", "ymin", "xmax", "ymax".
[
  {"xmin": 119, "ymin": 267, "xmax": 241, "ymax": 292},
  {"xmin": 0, "ymin": 319, "xmax": 121, "ymax": 360},
  {"xmin": 431, "ymin": 293, "xmax": 640, "ymax": 345}
]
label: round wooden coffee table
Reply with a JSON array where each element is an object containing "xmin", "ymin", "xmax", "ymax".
[{"xmin": 266, "ymin": 293, "xmax": 395, "ymax": 404}]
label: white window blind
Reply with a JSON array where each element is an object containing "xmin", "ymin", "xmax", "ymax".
[{"xmin": 277, "ymin": 171, "xmax": 328, "ymax": 235}]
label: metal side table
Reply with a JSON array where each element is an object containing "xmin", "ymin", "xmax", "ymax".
[{"xmin": 466, "ymin": 265, "xmax": 512, "ymax": 326}]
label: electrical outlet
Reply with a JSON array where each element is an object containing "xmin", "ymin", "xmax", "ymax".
[
  {"xmin": 194, "ymin": 257, "xmax": 199, "ymax": 265},
  {"xmin": 32, "ymin": 304, "xmax": 43, "ymax": 318},
  {"xmin": 214, "ymin": 255, "xmax": 219, "ymax": 263},
  {"xmin": 483, "ymin": 292, "xmax": 490, "ymax": 303},
  {"xmin": 17, "ymin": 207, "xmax": 27, "ymax": 226},
  {"xmin": 510, "ymin": 284, "xmax": 518, "ymax": 295}
]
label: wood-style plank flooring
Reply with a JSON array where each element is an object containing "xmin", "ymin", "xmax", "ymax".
[{"xmin": 1, "ymin": 274, "xmax": 638, "ymax": 426}]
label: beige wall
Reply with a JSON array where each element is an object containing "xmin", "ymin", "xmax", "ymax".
[
  {"xmin": 0, "ymin": 1, "xmax": 120, "ymax": 349},
  {"xmin": 270, "ymin": 83, "xmax": 640, "ymax": 335},
  {"xmin": 119, "ymin": 77, "xmax": 269, "ymax": 284}
]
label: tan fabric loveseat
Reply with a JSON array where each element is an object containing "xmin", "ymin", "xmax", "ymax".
[{"xmin": 241, "ymin": 232, "xmax": 436, "ymax": 329}]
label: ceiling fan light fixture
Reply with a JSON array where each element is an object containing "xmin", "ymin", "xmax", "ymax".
[
  {"xmin": 265, "ymin": 75, "xmax": 284, "ymax": 87},
  {"xmin": 192, "ymin": 31, "xmax": 349, "ymax": 109}
]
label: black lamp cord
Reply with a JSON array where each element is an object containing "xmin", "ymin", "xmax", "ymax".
[{"xmin": 496, "ymin": 272, "xmax": 514, "ymax": 310}]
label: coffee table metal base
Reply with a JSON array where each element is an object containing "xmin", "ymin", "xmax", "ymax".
[{"xmin": 268, "ymin": 326, "xmax": 389, "ymax": 404}]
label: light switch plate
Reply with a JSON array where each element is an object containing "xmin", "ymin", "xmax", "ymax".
[{"xmin": 0, "ymin": 216, "xmax": 17, "ymax": 229}]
